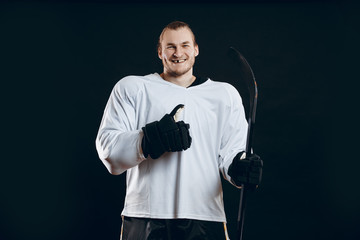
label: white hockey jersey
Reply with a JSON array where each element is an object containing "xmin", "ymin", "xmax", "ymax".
[{"xmin": 96, "ymin": 73, "xmax": 248, "ymax": 222}]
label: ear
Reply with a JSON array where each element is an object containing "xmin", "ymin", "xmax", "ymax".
[
  {"xmin": 194, "ymin": 44, "xmax": 199, "ymax": 57},
  {"xmin": 158, "ymin": 47, "xmax": 162, "ymax": 60}
]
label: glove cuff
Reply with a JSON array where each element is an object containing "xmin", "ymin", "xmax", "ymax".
[{"xmin": 142, "ymin": 121, "xmax": 166, "ymax": 159}]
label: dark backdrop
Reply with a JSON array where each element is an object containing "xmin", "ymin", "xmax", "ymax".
[{"xmin": 1, "ymin": 1, "xmax": 358, "ymax": 240}]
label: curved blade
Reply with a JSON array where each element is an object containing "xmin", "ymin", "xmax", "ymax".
[
  {"xmin": 228, "ymin": 47, "xmax": 258, "ymax": 124},
  {"xmin": 228, "ymin": 47, "xmax": 258, "ymax": 154}
]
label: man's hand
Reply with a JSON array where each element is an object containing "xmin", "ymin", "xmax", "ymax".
[
  {"xmin": 228, "ymin": 151, "xmax": 263, "ymax": 189},
  {"xmin": 141, "ymin": 104, "xmax": 192, "ymax": 159}
]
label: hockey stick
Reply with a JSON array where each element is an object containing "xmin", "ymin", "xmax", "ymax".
[{"xmin": 227, "ymin": 47, "xmax": 258, "ymax": 240}]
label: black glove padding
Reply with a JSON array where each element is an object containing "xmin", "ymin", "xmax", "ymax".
[
  {"xmin": 228, "ymin": 151, "xmax": 263, "ymax": 189},
  {"xmin": 142, "ymin": 104, "xmax": 192, "ymax": 159}
]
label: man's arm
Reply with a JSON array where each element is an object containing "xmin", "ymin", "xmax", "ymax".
[
  {"xmin": 95, "ymin": 79, "xmax": 145, "ymax": 175},
  {"xmin": 218, "ymin": 84, "xmax": 263, "ymax": 188},
  {"xmin": 218, "ymin": 84, "xmax": 248, "ymax": 185}
]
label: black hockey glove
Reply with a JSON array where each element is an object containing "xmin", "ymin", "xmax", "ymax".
[
  {"xmin": 141, "ymin": 104, "xmax": 192, "ymax": 159},
  {"xmin": 228, "ymin": 151, "xmax": 263, "ymax": 189}
]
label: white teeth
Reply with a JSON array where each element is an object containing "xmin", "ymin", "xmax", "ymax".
[{"xmin": 172, "ymin": 59, "xmax": 186, "ymax": 63}]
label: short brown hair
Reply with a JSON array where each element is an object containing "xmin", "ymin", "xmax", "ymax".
[{"xmin": 157, "ymin": 21, "xmax": 197, "ymax": 51}]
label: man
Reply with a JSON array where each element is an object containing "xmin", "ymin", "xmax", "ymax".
[{"xmin": 96, "ymin": 21, "xmax": 263, "ymax": 240}]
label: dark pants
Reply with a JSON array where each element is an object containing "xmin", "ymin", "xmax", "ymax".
[{"xmin": 121, "ymin": 216, "xmax": 229, "ymax": 240}]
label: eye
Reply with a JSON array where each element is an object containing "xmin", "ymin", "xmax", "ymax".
[{"xmin": 167, "ymin": 46, "xmax": 175, "ymax": 49}]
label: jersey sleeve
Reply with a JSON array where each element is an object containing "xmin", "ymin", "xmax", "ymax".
[
  {"xmin": 218, "ymin": 84, "xmax": 248, "ymax": 186},
  {"xmin": 95, "ymin": 78, "xmax": 146, "ymax": 175}
]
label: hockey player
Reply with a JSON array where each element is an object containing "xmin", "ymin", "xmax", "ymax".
[{"xmin": 96, "ymin": 21, "xmax": 263, "ymax": 240}]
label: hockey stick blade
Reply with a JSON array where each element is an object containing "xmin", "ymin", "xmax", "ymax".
[{"xmin": 228, "ymin": 47, "xmax": 258, "ymax": 153}]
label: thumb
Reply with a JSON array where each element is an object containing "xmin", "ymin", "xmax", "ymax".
[{"xmin": 169, "ymin": 104, "xmax": 185, "ymax": 121}]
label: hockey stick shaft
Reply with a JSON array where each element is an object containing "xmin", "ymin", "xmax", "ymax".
[{"xmin": 228, "ymin": 47, "xmax": 258, "ymax": 240}]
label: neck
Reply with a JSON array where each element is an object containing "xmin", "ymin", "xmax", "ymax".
[{"xmin": 160, "ymin": 71, "xmax": 196, "ymax": 88}]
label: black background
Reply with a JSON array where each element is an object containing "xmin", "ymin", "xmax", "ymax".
[{"xmin": 1, "ymin": 0, "xmax": 359, "ymax": 240}]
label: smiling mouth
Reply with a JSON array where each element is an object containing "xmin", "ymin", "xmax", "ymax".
[{"xmin": 171, "ymin": 59, "xmax": 186, "ymax": 63}]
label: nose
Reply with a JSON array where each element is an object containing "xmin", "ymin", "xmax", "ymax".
[{"xmin": 173, "ymin": 47, "xmax": 183, "ymax": 58}]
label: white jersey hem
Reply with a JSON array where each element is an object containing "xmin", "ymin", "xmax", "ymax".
[{"xmin": 121, "ymin": 212, "xmax": 227, "ymax": 223}]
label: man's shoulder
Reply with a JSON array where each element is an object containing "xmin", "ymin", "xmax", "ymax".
[
  {"xmin": 112, "ymin": 73, "xmax": 164, "ymax": 98},
  {"xmin": 117, "ymin": 74, "xmax": 149, "ymax": 85},
  {"xmin": 118, "ymin": 73, "xmax": 163, "ymax": 85},
  {"xmin": 204, "ymin": 79, "xmax": 238, "ymax": 93},
  {"xmin": 203, "ymin": 79, "xmax": 242, "ymax": 105},
  {"xmin": 111, "ymin": 74, "xmax": 145, "ymax": 98},
  {"xmin": 114, "ymin": 73, "xmax": 154, "ymax": 89}
]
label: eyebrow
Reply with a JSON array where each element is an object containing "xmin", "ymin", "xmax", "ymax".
[{"xmin": 166, "ymin": 41, "xmax": 191, "ymax": 45}]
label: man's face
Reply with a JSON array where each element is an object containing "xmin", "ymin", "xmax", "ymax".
[{"xmin": 158, "ymin": 27, "xmax": 199, "ymax": 77}]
